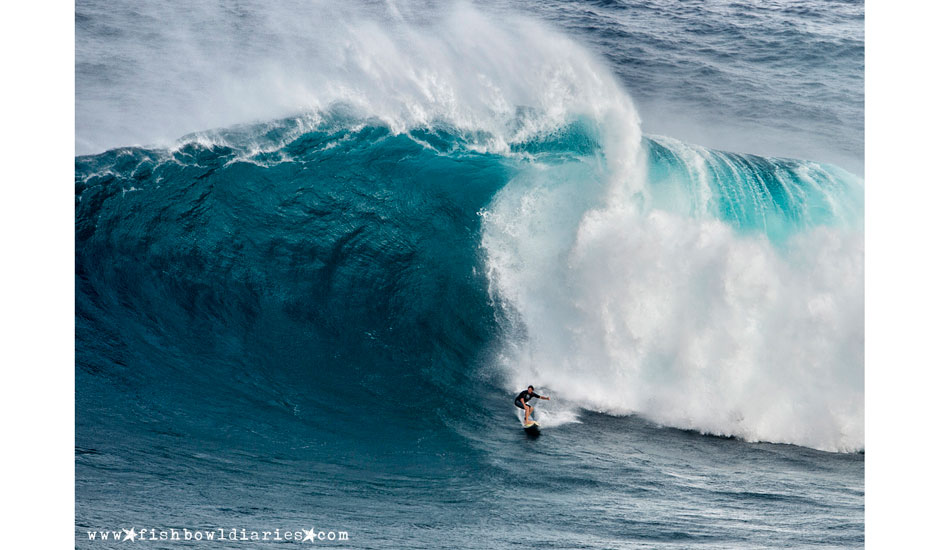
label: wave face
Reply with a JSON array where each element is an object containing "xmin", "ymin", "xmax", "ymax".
[
  {"xmin": 78, "ymin": 117, "xmax": 864, "ymax": 455},
  {"xmin": 76, "ymin": 120, "xmax": 507, "ymax": 444}
]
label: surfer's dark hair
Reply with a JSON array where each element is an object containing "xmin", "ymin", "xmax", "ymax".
[{"xmin": 528, "ymin": 385, "xmax": 534, "ymax": 390}]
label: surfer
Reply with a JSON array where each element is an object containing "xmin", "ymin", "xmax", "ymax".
[{"xmin": 514, "ymin": 385, "xmax": 549, "ymax": 426}]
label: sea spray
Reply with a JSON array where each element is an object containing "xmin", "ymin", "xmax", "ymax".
[{"xmin": 77, "ymin": 1, "xmax": 639, "ymax": 158}]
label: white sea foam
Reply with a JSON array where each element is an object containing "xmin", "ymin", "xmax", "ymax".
[{"xmin": 483, "ymin": 150, "xmax": 864, "ymax": 452}]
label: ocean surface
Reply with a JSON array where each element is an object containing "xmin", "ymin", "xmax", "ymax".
[{"xmin": 76, "ymin": 1, "xmax": 865, "ymax": 548}]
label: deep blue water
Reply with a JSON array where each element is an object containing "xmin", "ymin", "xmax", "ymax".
[{"xmin": 76, "ymin": 1, "xmax": 864, "ymax": 548}]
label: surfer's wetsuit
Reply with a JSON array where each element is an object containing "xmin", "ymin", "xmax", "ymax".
[{"xmin": 514, "ymin": 390, "xmax": 541, "ymax": 409}]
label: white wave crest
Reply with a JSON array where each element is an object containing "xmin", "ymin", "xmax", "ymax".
[{"xmin": 76, "ymin": 0, "xmax": 639, "ymax": 160}]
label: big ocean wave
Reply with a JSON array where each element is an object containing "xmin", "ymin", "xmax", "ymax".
[{"xmin": 76, "ymin": 3, "xmax": 863, "ymax": 453}]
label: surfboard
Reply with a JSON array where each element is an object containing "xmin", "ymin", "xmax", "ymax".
[{"xmin": 523, "ymin": 421, "xmax": 540, "ymax": 434}]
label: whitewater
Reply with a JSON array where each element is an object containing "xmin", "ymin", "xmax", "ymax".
[{"xmin": 76, "ymin": 1, "xmax": 864, "ymax": 548}]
